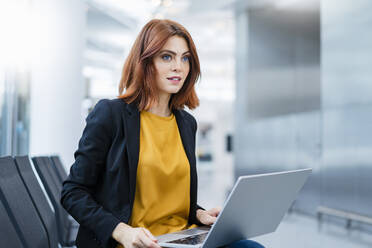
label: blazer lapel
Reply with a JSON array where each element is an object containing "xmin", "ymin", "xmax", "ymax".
[
  {"xmin": 123, "ymin": 102, "xmax": 140, "ymax": 207},
  {"xmin": 174, "ymin": 109, "xmax": 198, "ymax": 223},
  {"xmin": 174, "ymin": 110, "xmax": 194, "ymax": 167}
]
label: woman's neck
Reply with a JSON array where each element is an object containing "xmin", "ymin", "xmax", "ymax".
[{"xmin": 147, "ymin": 93, "xmax": 172, "ymax": 117}]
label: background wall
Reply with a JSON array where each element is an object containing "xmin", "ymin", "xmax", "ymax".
[
  {"xmin": 321, "ymin": 0, "xmax": 372, "ymax": 224},
  {"xmin": 235, "ymin": 0, "xmax": 321, "ymax": 215},
  {"xmin": 234, "ymin": 0, "xmax": 372, "ymax": 221}
]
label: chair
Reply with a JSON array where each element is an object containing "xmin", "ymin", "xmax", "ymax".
[
  {"xmin": 50, "ymin": 155, "xmax": 68, "ymax": 183},
  {"xmin": 50, "ymin": 155, "xmax": 80, "ymax": 225},
  {"xmin": 14, "ymin": 156, "xmax": 60, "ymax": 248},
  {"xmin": 32, "ymin": 156, "xmax": 77, "ymax": 246},
  {"xmin": 0, "ymin": 190, "xmax": 24, "ymax": 248},
  {"xmin": 0, "ymin": 156, "xmax": 49, "ymax": 248}
]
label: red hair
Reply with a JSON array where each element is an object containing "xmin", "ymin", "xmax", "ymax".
[{"xmin": 118, "ymin": 19, "xmax": 200, "ymax": 110}]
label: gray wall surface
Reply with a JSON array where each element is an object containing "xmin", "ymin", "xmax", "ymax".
[
  {"xmin": 234, "ymin": 0, "xmax": 372, "ymax": 219},
  {"xmin": 321, "ymin": 0, "xmax": 372, "ymax": 219}
]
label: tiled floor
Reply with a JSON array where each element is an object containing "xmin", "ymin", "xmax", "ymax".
[
  {"xmin": 197, "ymin": 167, "xmax": 372, "ymax": 248},
  {"xmin": 254, "ymin": 213, "xmax": 372, "ymax": 248}
]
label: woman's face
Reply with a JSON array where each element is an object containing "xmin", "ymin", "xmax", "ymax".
[{"xmin": 153, "ymin": 35, "xmax": 190, "ymax": 98}]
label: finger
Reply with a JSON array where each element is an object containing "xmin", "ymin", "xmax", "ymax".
[
  {"xmin": 207, "ymin": 208, "xmax": 220, "ymax": 217},
  {"xmin": 140, "ymin": 237, "xmax": 161, "ymax": 248},
  {"xmin": 208, "ymin": 216, "xmax": 217, "ymax": 224},
  {"xmin": 143, "ymin": 228, "xmax": 158, "ymax": 242},
  {"xmin": 202, "ymin": 215, "xmax": 217, "ymax": 225},
  {"xmin": 138, "ymin": 233, "xmax": 156, "ymax": 248},
  {"xmin": 214, "ymin": 207, "xmax": 222, "ymax": 216},
  {"xmin": 139, "ymin": 228, "xmax": 161, "ymax": 248},
  {"xmin": 132, "ymin": 238, "xmax": 142, "ymax": 248},
  {"xmin": 207, "ymin": 208, "xmax": 217, "ymax": 214}
]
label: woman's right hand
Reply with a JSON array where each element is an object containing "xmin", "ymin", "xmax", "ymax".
[{"xmin": 112, "ymin": 222, "xmax": 161, "ymax": 248}]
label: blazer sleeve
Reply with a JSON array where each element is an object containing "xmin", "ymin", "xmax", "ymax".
[{"xmin": 61, "ymin": 99, "xmax": 121, "ymax": 247}]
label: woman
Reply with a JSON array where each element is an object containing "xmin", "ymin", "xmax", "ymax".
[{"xmin": 61, "ymin": 19, "xmax": 264, "ymax": 248}]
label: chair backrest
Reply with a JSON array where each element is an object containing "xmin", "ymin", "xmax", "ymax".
[
  {"xmin": 0, "ymin": 190, "xmax": 24, "ymax": 248},
  {"xmin": 38, "ymin": 157, "xmax": 62, "ymax": 192},
  {"xmin": 0, "ymin": 156, "xmax": 49, "ymax": 248},
  {"xmin": 50, "ymin": 155, "xmax": 68, "ymax": 183},
  {"xmin": 15, "ymin": 156, "xmax": 59, "ymax": 248},
  {"xmin": 32, "ymin": 156, "xmax": 71, "ymax": 242}
]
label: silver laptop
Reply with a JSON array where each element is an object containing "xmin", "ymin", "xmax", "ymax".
[{"xmin": 157, "ymin": 168, "xmax": 312, "ymax": 248}]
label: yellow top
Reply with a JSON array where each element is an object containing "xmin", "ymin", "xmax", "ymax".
[{"xmin": 128, "ymin": 110, "xmax": 197, "ymax": 237}]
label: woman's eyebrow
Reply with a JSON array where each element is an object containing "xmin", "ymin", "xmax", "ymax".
[{"xmin": 159, "ymin": 50, "xmax": 190, "ymax": 55}]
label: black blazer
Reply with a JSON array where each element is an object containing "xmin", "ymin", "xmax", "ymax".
[{"xmin": 61, "ymin": 99, "xmax": 202, "ymax": 248}]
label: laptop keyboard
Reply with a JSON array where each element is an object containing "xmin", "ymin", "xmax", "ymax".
[{"xmin": 168, "ymin": 232, "xmax": 208, "ymax": 245}]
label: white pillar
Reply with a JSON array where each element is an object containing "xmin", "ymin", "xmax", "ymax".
[{"xmin": 29, "ymin": 0, "xmax": 86, "ymax": 168}]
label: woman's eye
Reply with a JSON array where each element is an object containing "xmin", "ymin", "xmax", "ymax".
[
  {"xmin": 182, "ymin": 56, "xmax": 190, "ymax": 62},
  {"xmin": 161, "ymin": 54, "xmax": 171, "ymax": 61}
]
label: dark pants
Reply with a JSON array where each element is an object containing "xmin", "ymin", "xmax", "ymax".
[{"xmin": 223, "ymin": 239, "xmax": 265, "ymax": 248}]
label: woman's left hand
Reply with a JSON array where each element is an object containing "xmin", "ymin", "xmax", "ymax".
[{"xmin": 196, "ymin": 207, "xmax": 222, "ymax": 225}]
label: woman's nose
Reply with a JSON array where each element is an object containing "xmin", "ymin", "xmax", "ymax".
[{"xmin": 171, "ymin": 58, "xmax": 182, "ymax": 72}]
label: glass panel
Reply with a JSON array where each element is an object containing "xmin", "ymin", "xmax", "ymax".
[
  {"xmin": 0, "ymin": 69, "xmax": 30, "ymax": 156},
  {"xmin": 15, "ymin": 71, "xmax": 30, "ymax": 155},
  {"xmin": 0, "ymin": 69, "xmax": 6, "ymax": 156}
]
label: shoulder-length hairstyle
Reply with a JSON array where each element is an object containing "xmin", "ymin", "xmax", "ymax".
[{"xmin": 118, "ymin": 19, "xmax": 200, "ymax": 111}]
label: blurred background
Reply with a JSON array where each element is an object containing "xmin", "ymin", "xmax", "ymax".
[{"xmin": 1, "ymin": 0, "xmax": 372, "ymax": 247}]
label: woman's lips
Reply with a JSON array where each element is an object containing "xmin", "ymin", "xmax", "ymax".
[{"xmin": 167, "ymin": 77, "xmax": 181, "ymax": 84}]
